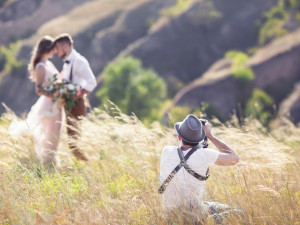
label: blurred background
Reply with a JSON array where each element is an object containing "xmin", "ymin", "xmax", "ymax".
[
  {"xmin": 1, "ymin": 2, "xmax": 300, "ymax": 224},
  {"xmin": 0, "ymin": 0, "xmax": 300, "ymax": 127}
]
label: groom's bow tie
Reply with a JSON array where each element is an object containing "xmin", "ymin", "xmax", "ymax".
[{"xmin": 63, "ymin": 59, "xmax": 70, "ymax": 64}]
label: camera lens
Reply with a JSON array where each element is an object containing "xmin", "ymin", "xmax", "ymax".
[{"xmin": 200, "ymin": 120, "xmax": 206, "ymax": 125}]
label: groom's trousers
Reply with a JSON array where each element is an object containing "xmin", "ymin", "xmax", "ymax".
[{"xmin": 66, "ymin": 97, "xmax": 88, "ymax": 161}]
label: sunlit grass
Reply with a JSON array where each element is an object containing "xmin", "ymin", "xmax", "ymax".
[{"xmin": 0, "ymin": 105, "xmax": 299, "ymax": 224}]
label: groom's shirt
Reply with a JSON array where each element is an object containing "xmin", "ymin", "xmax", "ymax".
[{"xmin": 63, "ymin": 49, "xmax": 97, "ymax": 92}]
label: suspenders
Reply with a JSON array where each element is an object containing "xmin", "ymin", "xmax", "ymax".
[
  {"xmin": 69, "ymin": 63, "xmax": 73, "ymax": 82},
  {"xmin": 158, "ymin": 143, "xmax": 210, "ymax": 194},
  {"xmin": 63, "ymin": 59, "xmax": 73, "ymax": 82}
]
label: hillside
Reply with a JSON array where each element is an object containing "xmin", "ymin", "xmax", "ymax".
[
  {"xmin": 0, "ymin": 0, "xmax": 300, "ymax": 128},
  {"xmin": 0, "ymin": 108, "xmax": 299, "ymax": 224},
  {"xmin": 0, "ymin": 0, "xmax": 93, "ymax": 45},
  {"xmin": 1, "ymin": 0, "xmax": 300, "ymax": 224},
  {"xmin": 168, "ymin": 27, "xmax": 300, "ymax": 122},
  {"xmin": 116, "ymin": 0, "xmax": 277, "ymax": 84},
  {"xmin": 278, "ymin": 82, "xmax": 300, "ymax": 126},
  {"xmin": 0, "ymin": 0, "xmax": 176, "ymax": 115}
]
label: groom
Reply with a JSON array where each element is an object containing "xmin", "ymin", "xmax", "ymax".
[{"xmin": 54, "ymin": 33, "xmax": 97, "ymax": 161}]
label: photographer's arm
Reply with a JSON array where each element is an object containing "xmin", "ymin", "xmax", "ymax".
[{"xmin": 203, "ymin": 123, "xmax": 239, "ymax": 166}]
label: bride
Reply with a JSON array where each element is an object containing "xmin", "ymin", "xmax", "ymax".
[{"xmin": 9, "ymin": 36, "xmax": 63, "ymax": 165}]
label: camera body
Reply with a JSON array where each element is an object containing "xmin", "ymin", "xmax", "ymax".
[
  {"xmin": 200, "ymin": 119, "xmax": 206, "ymax": 126},
  {"xmin": 200, "ymin": 119, "xmax": 208, "ymax": 148}
]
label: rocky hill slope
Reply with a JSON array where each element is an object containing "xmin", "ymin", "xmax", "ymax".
[
  {"xmin": 168, "ymin": 27, "xmax": 300, "ymax": 123},
  {"xmin": 0, "ymin": 0, "xmax": 93, "ymax": 45},
  {"xmin": 0, "ymin": 0, "xmax": 175, "ymax": 114},
  {"xmin": 278, "ymin": 82, "xmax": 300, "ymax": 126},
  {"xmin": 116, "ymin": 0, "xmax": 277, "ymax": 84},
  {"xmin": 2, "ymin": 0, "xmax": 300, "ymax": 127}
]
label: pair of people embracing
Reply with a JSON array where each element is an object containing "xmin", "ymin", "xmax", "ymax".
[{"xmin": 9, "ymin": 33, "xmax": 97, "ymax": 165}]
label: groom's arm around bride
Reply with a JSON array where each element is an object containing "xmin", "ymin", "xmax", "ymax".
[{"xmin": 54, "ymin": 33, "xmax": 97, "ymax": 161}]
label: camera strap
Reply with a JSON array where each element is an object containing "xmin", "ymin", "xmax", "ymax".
[{"xmin": 158, "ymin": 142, "xmax": 210, "ymax": 194}]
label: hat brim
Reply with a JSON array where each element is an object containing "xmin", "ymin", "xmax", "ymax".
[{"xmin": 175, "ymin": 121, "xmax": 206, "ymax": 144}]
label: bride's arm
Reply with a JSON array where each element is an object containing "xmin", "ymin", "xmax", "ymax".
[
  {"xmin": 59, "ymin": 69, "xmax": 64, "ymax": 80},
  {"xmin": 35, "ymin": 65, "xmax": 53, "ymax": 98}
]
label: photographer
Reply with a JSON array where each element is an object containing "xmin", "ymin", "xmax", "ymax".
[{"xmin": 159, "ymin": 114, "xmax": 240, "ymax": 223}]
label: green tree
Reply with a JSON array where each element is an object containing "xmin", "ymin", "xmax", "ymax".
[{"xmin": 97, "ymin": 57, "xmax": 166, "ymax": 122}]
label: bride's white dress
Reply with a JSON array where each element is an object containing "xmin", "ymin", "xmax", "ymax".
[{"xmin": 9, "ymin": 61, "xmax": 63, "ymax": 164}]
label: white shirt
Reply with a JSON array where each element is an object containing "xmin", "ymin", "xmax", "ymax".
[
  {"xmin": 63, "ymin": 49, "xmax": 97, "ymax": 92},
  {"xmin": 160, "ymin": 146, "xmax": 219, "ymax": 211}
]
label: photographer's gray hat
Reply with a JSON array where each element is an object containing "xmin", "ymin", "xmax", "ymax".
[{"xmin": 174, "ymin": 114, "xmax": 206, "ymax": 144}]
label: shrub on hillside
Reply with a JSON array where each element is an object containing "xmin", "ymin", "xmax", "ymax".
[
  {"xmin": 161, "ymin": 0, "xmax": 192, "ymax": 17},
  {"xmin": 225, "ymin": 51, "xmax": 254, "ymax": 83},
  {"xmin": 162, "ymin": 0, "xmax": 221, "ymax": 28},
  {"xmin": 245, "ymin": 89, "xmax": 274, "ymax": 126},
  {"xmin": 233, "ymin": 67, "xmax": 255, "ymax": 83},
  {"xmin": 167, "ymin": 103, "xmax": 218, "ymax": 127},
  {"xmin": 97, "ymin": 57, "xmax": 166, "ymax": 123},
  {"xmin": 257, "ymin": 0, "xmax": 300, "ymax": 45},
  {"xmin": 258, "ymin": 17, "xmax": 288, "ymax": 45},
  {"xmin": 168, "ymin": 106, "xmax": 193, "ymax": 127},
  {"xmin": 289, "ymin": 0, "xmax": 300, "ymax": 8},
  {"xmin": 0, "ymin": 41, "xmax": 24, "ymax": 75}
]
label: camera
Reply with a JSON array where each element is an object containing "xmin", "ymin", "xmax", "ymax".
[
  {"xmin": 200, "ymin": 119, "xmax": 206, "ymax": 126},
  {"xmin": 200, "ymin": 119, "xmax": 208, "ymax": 148}
]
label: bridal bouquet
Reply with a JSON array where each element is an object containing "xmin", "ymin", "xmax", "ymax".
[{"xmin": 39, "ymin": 74, "xmax": 79, "ymax": 114}]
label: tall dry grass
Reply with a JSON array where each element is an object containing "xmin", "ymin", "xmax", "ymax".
[{"xmin": 0, "ymin": 106, "xmax": 299, "ymax": 224}]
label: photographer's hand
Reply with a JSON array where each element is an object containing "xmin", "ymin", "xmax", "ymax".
[{"xmin": 203, "ymin": 121, "xmax": 213, "ymax": 139}]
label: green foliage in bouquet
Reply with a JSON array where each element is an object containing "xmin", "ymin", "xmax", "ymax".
[
  {"xmin": 39, "ymin": 74, "xmax": 79, "ymax": 115},
  {"xmin": 97, "ymin": 57, "xmax": 166, "ymax": 123}
]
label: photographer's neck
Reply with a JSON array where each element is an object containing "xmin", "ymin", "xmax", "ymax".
[{"xmin": 181, "ymin": 145, "xmax": 194, "ymax": 151}]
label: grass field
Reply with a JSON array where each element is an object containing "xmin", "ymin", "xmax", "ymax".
[{"xmin": 0, "ymin": 106, "xmax": 299, "ymax": 224}]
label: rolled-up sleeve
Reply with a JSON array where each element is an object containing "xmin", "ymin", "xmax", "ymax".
[
  {"xmin": 205, "ymin": 148, "xmax": 220, "ymax": 166},
  {"xmin": 77, "ymin": 58, "xmax": 97, "ymax": 92}
]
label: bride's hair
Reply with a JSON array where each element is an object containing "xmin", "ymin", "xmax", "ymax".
[{"xmin": 28, "ymin": 36, "xmax": 54, "ymax": 81}]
